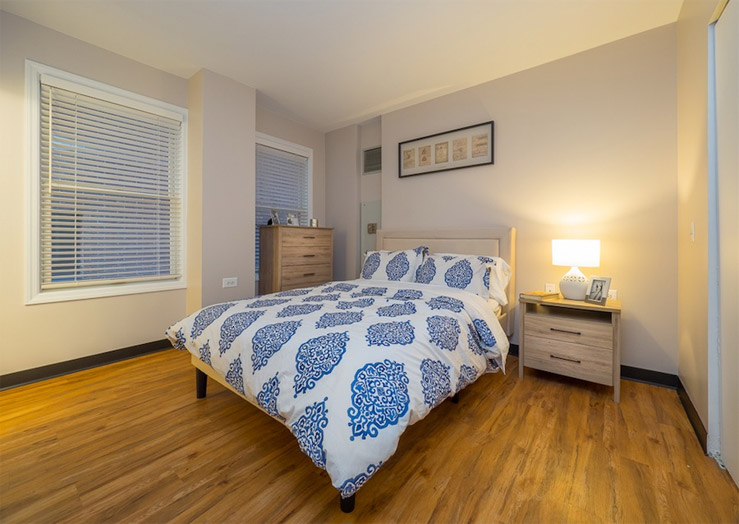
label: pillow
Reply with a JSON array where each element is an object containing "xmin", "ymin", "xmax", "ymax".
[
  {"xmin": 414, "ymin": 254, "xmax": 491, "ymax": 298},
  {"xmin": 415, "ymin": 253, "xmax": 511, "ymax": 304},
  {"xmin": 475, "ymin": 255, "xmax": 512, "ymax": 306},
  {"xmin": 360, "ymin": 247, "xmax": 428, "ymax": 282}
]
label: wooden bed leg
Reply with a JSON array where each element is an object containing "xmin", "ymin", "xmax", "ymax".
[
  {"xmin": 196, "ymin": 368, "xmax": 207, "ymax": 399},
  {"xmin": 451, "ymin": 393, "xmax": 459, "ymax": 404},
  {"xmin": 340, "ymin": 494, "xmax": 355, "ymax": 513}
]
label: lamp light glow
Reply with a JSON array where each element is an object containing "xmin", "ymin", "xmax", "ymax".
[{"xmin": 552, "ymin": 239, "xmax": 601, "ymax": 300}]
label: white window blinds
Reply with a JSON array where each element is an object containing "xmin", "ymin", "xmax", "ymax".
[
  {"xmin": 39, "ymin": 78, "xmax": 184, "ymax": 289},
  {"xmin": 255, "ymin": 142, "xmax": 310, "ymax": 269}
]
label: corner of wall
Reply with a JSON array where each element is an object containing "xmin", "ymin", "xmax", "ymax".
[{"xmin": 326, "ymin": 125, "xmax": 361, "ymax": 280}]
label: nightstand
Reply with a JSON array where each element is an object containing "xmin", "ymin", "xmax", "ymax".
[{"xmin": 518, "ymin": 296, "xmax": 622, "ymax": 402}]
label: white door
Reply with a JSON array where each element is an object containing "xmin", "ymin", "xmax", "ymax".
[{"xmin": 713, "ymin": 0, "xmax": 739, "ymax": 482}]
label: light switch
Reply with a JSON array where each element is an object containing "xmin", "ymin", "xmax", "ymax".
[{"xmin": 367, "ymin": 223, "xmax": 377, "ymax": 234}]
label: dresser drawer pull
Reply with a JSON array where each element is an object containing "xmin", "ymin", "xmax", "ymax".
[
  {"xmin": 550, "ymin": 354, "xmax": 582, "ymax": 364},
  {"xmin": 303, "ymin": 272, "xmax": 316, "ymax": 277},
  {"xmin": 303, "ymin": 236, "xmax": 316, "ymax": 239},
  {"xmin": 303, "ymin": 254, "xmax": 316, "ymax": 258},
  {"xmin": 550, "ymin": 327, "xmax": 582, "ymax": 336}
]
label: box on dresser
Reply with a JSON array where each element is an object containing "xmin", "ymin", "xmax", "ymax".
[{"xmin": 259, "ymin": 225, "xmax": 334, "ymax": 295}]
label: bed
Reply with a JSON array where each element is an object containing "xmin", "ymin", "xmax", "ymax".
[{"xmin": 166, "ymin": 226, "xmax": 516, "ymax": 512}]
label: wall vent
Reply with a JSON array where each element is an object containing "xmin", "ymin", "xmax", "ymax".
[{"xmin": 362, "ymin": 147, "xmax": 382, "ymax": 174}]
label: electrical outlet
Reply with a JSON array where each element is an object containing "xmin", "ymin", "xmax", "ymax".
[
  {"xmin": 545, "ymin": 283, "xmax": 556, "ymax": 293},
  {"xmin": 222, "ymin": 277, "xmax": 238, "ymax": 288},
  {"xmin": 608, "ymin": 289, "xmax": 618, "ymax": 300}
]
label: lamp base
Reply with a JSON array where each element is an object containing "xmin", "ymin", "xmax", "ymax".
[{"xmin": 559, "ymin": 266, "xmax": 588, "ymax": 300}]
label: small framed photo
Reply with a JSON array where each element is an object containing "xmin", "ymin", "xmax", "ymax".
[
  {"xmin": 585, "ymin": 276, "xmax": 611, "ymax": 305},
  {"xmin": 286, "ymin": 212, "xmax": 298, "ymax": 226},
  {"xmin": 269, "ymin": 209, "xmax": 280, "ymax": 225}
]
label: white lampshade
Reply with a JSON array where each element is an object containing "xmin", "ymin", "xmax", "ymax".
[{"xmin": 552, "ymin": 239, "xmax": 601, "ymax": 268}]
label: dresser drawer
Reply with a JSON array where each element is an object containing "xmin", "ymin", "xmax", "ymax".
[
  {"xmin": 281, "ymin": 227, "xmax": 332, "ymax": 247},
  {"xmin": 280, "ymin": 263, "xmax": 332, "ymax": 289},
  {"xmin": 524, "ymin": 335, "xmax": 613, "ymax": 386},
  {"xmin": 525, "ymin": 312, "xmax": 613, "ymax": 350},
  {"xmin": 281, "ymin": 245, "xmax": 332, "ymax": 267}
]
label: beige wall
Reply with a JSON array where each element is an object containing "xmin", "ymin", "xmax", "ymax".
[
  {"xmin": 676, "ymin": 0, "xmax": 717, "ymax": 428},
  {"xmin": 0, "ymin": 13, "xmax": 262, "ymax": 373},
  {"xmin": 196, "ymin": 70, "xmax": 256, "ymax": 307},
  {"xmin": 326, "ymin": 125, "xmax": 361, "ymax": 280},
  {"xmin": 256, "ymin": 105, "xmax": 327, "ymax": 226},
  {"xmin": 380, "ymin": 26, "xmax": 679, "ymax": 372},
  {"xmin": 0, "ymin": 12, "xmax": 188, "ymax": 374}
]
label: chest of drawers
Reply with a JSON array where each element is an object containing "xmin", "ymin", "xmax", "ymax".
[
  {"xmin": 258, "ymin": 225, "xmax": 334, "ymax": 295},
  {"xmin": 518, "ymin": 296, "xmax": 622, "ymax": 402}
]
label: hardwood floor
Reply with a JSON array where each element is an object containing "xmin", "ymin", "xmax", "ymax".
[{"xmin": 1, "ymin": 349, "xmax": 737, "ymax": 523}]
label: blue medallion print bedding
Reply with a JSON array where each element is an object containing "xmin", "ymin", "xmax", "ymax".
[
  {"xmin": 360, "ymin": 248, "xmax": 428, "ymax": 282},
  {"xmin": 165, "ymin": 279, "xmax": 508, "ymax": 499}
]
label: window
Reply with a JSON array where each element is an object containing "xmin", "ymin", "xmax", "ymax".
[
  {"xmin": 26, "ymin": 61, "xmax": 187, "ymax": 304},
  {"xmin": 255, "ymin": 134, "xmax": 312, "ymax": 274}
]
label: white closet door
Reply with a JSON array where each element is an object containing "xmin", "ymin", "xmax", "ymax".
[{"xmin": 714, "ymin": 0, "xmax": 738, "ymax": 482}]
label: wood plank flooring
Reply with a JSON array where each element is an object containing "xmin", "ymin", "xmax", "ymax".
[{"xmin": 1, "ymin": 349, "xmax": 737, "ymax": 523}]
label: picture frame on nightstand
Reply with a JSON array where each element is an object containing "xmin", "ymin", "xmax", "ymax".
[{"xmin": 585, "ymin": 276, "xmax": 611, "ymax": 305}]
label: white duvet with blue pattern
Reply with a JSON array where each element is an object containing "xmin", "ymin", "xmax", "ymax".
[{"xmin": 165, "ymin": 279, "xmax": 508, "ymax": 499}]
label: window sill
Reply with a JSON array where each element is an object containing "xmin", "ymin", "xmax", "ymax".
[{"xmin": 26, "ymin": 279, "xmax": 187, "ymax": 305}]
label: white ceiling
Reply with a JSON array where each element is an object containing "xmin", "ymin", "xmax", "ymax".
[{"xmin": 1, "ymin": 0, "xmax": 683, "ymax": 131}]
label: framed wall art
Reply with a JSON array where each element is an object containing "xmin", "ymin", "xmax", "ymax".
[{"xmin": 398, "ymin": 121, "xmax": 494, "ymax": 178}]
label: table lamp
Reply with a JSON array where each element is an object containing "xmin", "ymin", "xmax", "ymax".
[{"xmin": 552, "ymin": 239, "xmax": 600, "ymax": 300}]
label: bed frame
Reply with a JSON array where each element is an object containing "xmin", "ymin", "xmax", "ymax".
[
  {"xmin": 192, "ymin": 226, "xmax": 516, "ymax": 513},
  {"xmin": 376, "ymin": 226, "xmax": 516, "ymax": 336}
]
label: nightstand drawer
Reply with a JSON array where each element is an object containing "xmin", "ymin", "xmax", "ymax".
[
  {"xmin": 524, "ymin": 335, "xmax": 613, "ymax": 386},
  {"xmin": 525, "ymin": 313, "xmax": 613, "ymax": 350}
]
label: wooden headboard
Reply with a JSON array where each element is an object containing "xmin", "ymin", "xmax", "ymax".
[{"xmin": 375, "ymin": 227, "xmax": 516, "ymax": 336}]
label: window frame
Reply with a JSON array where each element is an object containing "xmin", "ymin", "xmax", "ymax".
[{"xmin": 25, "ymin": 60, "xmax": 188, "ymax": 305}]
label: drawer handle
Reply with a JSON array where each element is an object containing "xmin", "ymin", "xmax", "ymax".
[
  {"xmin": 303, "ymin": 272, "xmax": 316, "ymax": 277},
  {"xmin": 303, "ymin": 254, "xmax": 316, "ymax": 258},
  {"xmin": 550, "ymin": 354, "xmax": 582, "ymax": 364},
  {"xmin": 303, "ymin": 236, "xmax": 316, "ymax": 239},
  {"xmin": 550, "ymin": 327, "xmax": 582, "ymax": 336}
]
